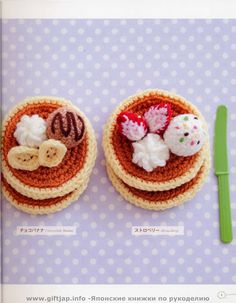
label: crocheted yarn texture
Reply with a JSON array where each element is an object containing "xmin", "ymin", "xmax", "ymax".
[
  {"xmin": 2, "ymin": 96, "xmax": 97, "ymax": 215},
  {"xmin": 103, "ymin": 89, "xmax": 210, "ymax": 210}
]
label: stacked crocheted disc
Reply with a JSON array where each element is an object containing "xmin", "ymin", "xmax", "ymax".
[
  {"xmin": 2, "ymin": 96, "xmax": 97, "ymax": 215},
  {"xmin": 103, "ymin": 90, "xmax": 210, "ymax": 210}
]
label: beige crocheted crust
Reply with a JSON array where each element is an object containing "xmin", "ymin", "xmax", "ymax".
[
  {"xmin": 2, "ymin": 96, "xmax": 97, "ymax": 199},
  {"xmin": 103, "ymin": 89, "xmax": 208, "ymax": 191},
  {"xmin": 106, "ymin": 146, "xmax": 211, "ymax": 211},
  {"xmin": 2, "ymin": 177, "xmax": 89, "ymax": 215}
]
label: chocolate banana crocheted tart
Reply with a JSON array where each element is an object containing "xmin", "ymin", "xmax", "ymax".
[
  {"xmin": 103, "ymin": 89, "xmax": 210, "ymax": 210},
  {"xmin": 2, "ymin": 96, "xmax": 97, "ymax": 214}
]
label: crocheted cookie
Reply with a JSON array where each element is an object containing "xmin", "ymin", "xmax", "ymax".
[
  {"xmin": 46, "ymin": 107, "xmax": 86, "ymax": 148},
  {"xmin": 106, "ymin": 149, "xmax": 210, "ymax": 210},
  {"xmin": 2, "ymin": 96, "xmax": 97, "ymax": 201},
  {"xmin": 103, "ymin": 89, "xmax": 209, "ymax": 191}
]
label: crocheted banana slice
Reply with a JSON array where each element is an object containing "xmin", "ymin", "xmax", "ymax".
[
  {"xmin": 7, "ymin": 146, "xmax": 40, "ymax": 171},
  {"xmin": 39, "ymin": 139, "xmax": 67, "ymax": 168}
]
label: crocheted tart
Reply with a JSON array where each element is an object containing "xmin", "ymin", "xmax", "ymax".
[
  {"xmin": 2, "ymin": 176, "xmax": 89, "ymax": 215},
  {"xmin": 2, "ymin": 96, "xmax": 97, "ymax": 200},
  {"xmin": 106, "ymin": 149, "xmax": 210, "ymax": 210},
  {"xmin": 103, "ymin": 89, "xmax": 208, "ymax": 191}
]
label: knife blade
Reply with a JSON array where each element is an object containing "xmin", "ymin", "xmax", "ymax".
[{"xmin": 214, "ymin": 105, "xmax": 233, "ymax": 243}]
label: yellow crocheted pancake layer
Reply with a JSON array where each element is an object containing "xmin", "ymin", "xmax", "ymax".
[
  {"xmin": 2, "ymin": 176, "xmax": 89, "ymax": 215},
  {"xmin": 2, "ymin": 96, "xmax": 97, "ymax": 200},
  {"xmin": 103, "ymin": 89, "xmax": 208, "ymax": 191},
  {"xmin": 106, "ymin": 150, "xmax": 210, "ymax": 210}
]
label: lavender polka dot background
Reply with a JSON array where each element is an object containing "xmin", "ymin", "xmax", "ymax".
[{"xmin": 2, "ymin": 19, "xmax": 236, "ymax": 284}]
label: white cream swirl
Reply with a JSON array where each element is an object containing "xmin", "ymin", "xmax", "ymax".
[
  {"xmin": 14, "ymin": 114, "xmax": 47, "ymax": 148},
  {"xmin": 132, "ymin": 133, "xmax": 170, "ymax": 172}
]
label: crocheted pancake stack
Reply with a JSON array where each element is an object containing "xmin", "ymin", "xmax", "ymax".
[
  {"xmin": 2, "ymin": 96, "xmax": 97, "ymax": 215},
  {"xmin": 103, "ymin": 90, "xmax": 210, "ymax": 210}
]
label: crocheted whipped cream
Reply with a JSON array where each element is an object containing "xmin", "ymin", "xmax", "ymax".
[
  {"xmin": 14, "ymin": 114, "xmax": 47, "ymax": 148},
  {"xmin": 132, "ymin": 133, "xmax": 170, "ymax": 172}
]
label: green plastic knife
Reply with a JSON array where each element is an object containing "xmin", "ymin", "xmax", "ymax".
[{"xmin": 214, "ymin": 105, "xmax": 233, "ymax": 243}]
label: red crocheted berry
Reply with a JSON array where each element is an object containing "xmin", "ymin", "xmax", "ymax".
[
  {"xmin": 117, "ymin": 112, "xmax": 148, "ymax": 141},
  {"xmin": 144, "ymin": 103, "xmax": 172, "ymax": 135}
]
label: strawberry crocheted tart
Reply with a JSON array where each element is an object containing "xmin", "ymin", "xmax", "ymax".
[
  {"xmin": 103, "ymin": 89, "xmax": 210, "ymax": 210},
  {"xmin": 2, "ymin": 96, "xmax": 97, "ymax": 215}
]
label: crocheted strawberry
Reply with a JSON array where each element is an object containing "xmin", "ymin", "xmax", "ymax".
[
  {"xmin": 117, "ymin": 112, "xmax": 148, "ymax": 141},
  {"xmin": 144, "ymin": 103, "xmax": 172, "ymax": 135}
]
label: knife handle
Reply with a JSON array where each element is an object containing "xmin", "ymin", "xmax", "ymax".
[{"xmin": 218, "ymin": 174, "xmax": 233, "ymax": 243}]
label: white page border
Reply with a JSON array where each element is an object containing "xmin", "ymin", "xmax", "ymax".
[{"xmin": 2, "ymin": 0, "xmax": 236, "ymax": 19}]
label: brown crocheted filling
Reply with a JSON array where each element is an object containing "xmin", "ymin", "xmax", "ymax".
[
  {"xmin": 2, "ymin": 177, "xmax": 75, "ymax": 207},
  {"xmin": 112, "ymin": 93, "xmax": 201, "ymax": 182},
  {"xmin": 3, "ymin": 101, "xmax": 88, "ymax": 188},
  {"xmin": 121, "ymin": 162, "xmax": 205, "ymax": 203}
]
